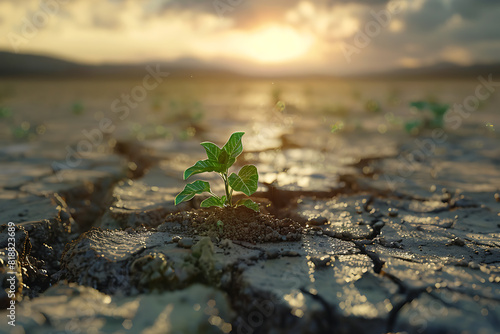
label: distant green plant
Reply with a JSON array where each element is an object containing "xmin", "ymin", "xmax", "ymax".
[
  {"xmin": 0, "ymin": 106, "xmax": 40, "ymax": 140},
  {"xmin": 0, "ymin": 107, "xmax": 12, "ymax": 119},
  {"xmin": 12, "ymin": 125, "xmax": 31, "ymax": 140},
  {"xmin": 274, "ymin": 100, "xmax": 286, "ymax": 113},
  {"xmin": 405, "ymin": 101, "xmax": 449, "ymax": 133},
  {"xmin": 11, "ymin": 121, "xmax": 39, "ymax": 140},
  {"xmin": 71, "ymin": 101, "xmax": 84, "ymax": 115},
  {"xmin": 174, "ymin": 132, "xmax": 260, "ymax": 212},
  {"xmin": 364, "ymin": 99, "xmax": 381, "ymax": 113},
  {"xmin": 330, "ymin": 121, "xmax": 344, "ymax": 133}
]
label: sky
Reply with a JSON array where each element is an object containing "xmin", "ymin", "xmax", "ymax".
[{"xmin": 1, "ymin": 0, "xmax": 500, "ymax": 75}]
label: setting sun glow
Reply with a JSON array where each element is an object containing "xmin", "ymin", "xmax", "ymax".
[{"xmin": 235, "ymin": 25, "xmax": 313, "ymax": 64}]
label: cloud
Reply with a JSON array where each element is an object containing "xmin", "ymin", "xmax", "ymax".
[
  {"xmin": 447, "ymin": 6, "xmax": 500, "ymax": 43},
  {"xmin": 336, "ymin": 0, "xmax": 500, "ymax": 69},
  {"xmin": 403, "ymin": 0, "xmax": 452, "ymax": 32},
  {"xmin": 150, "ymin": 0, "xmax": 392, "ymax": 29},
  {"xmin": 451, "ymin": 0, "xmax": 500, "ymax": 20},
  {"xmin": 0, "ymin": 0, "xmax": 498, "ymax": 73}
]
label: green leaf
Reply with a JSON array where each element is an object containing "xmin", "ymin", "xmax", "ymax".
[
  {"xmin": 184, "ymin": 159, "xmax": 225, "ymax": 179},
  {"xmin": 218, "ymin": 150, "xmax": 230, "ymax": 165},
  {"xmin": 222, "ymin": 132, "xmax": 244, "ymax": 160},
  {"xmin": 175, "ymin": 180, "xmax": 211, "ymax": 205},
  {"xmin": 218, "ymin": 151, "xmax": 236, "ymax": 171},
  {"xmin": 405, "ymin": 120, "xmax": 422, "ymax": 133},
  {"xmin": 200, "ymin": 195, "xmax": 226, "ymax": 208},
  {"xmin": 429, "ymin": 103, "xmax": 449, "ymax": 117},
  {"xmin": 201, "ymin": 142, "xmax": 222, "ymax": 162},
  {"xmin": 410, "ymin": 101, "xmax": 428, "ymax": 111},
  {"xmin": 228, "ymin": 165, "xmax": 258, "ymax": 196},
  {"xmin": 236, "ymin": 199, "xmax": 260, "ymax": 212}
]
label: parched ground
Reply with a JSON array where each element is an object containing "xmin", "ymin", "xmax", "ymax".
[{"xmin": 0, "ymin": 78, "xmax": 499, "ymax": 333}]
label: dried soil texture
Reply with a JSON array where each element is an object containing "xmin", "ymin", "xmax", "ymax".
[{"xmin": 162, "ymin": 206, "xmax": 304, "ymax": 243}]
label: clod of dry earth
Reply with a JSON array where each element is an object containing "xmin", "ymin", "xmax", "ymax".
[{"xmin": 162, "ymin": 206, "xmax": 304, "ymax": 243}]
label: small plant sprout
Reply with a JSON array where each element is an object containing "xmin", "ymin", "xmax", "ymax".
[
  {"xmin": 216, "ymin": 220, "xmax": 224, "ymax": 233},
  {"xmin": 330, "ymin": 121, "xmax": 344, "ymax": 134},
  {"xmin": 0, "ymin": 107, "xmax": 12, "ymax": 119},
  {"xmin": 405, "ymin": 101, "xmax": 449, "ymax": 133},
  {"xmin": 71, "ymin": 101, "xmax": 84, "ymax": 115},
  {"xmin": 174, "ymin": 132, "xmax": 260, "ymax": 212}
]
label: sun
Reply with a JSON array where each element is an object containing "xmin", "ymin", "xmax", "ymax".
[{"xmin": 236, "ymin": 25, "xmax": 313, "ymax": 64}]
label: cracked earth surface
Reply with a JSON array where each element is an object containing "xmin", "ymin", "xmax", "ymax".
[{"xmin": 1, "ymin": 79, "xmax": 499, "ymax": 333}]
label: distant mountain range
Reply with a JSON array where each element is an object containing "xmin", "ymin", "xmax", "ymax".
[
  {"xmin": 1, "ymin": 51, "xmax": 499, "ymax": 79},
  {"xmin": 0, "ymin": 51, "xmax": 241, "ymax": 78},
  {"xmin": 360, "ymin": 61, "xmax": 500, "ymax": 80}
]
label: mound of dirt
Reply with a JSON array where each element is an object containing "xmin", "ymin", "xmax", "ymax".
[{"xmin": 163, "ymin": 206, "xmax": 304, "ymax": 244}]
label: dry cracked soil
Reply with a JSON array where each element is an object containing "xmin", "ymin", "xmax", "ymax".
[{"xmin": 0, "ymin": 78, "xmax": 500, "ymax": 334}]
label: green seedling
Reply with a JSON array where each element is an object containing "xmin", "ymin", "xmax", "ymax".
[
  {"xmin": 330, "ymin": 121, "xmax": 344, "ymax": 133},
  {"xmin": 216, "ymin": 220, "xmax": 224, "ymax": 233},
  {"xmin": 0, "ymin": 107, "xmax": 12, "ymax": 119},
  {"xmin": 274, "ymin": 101, "xmax": 286, "ymax": 113},
  {"xmin": 174, "ymin": 132, "xmax": 260, "ymax": 212},
  {"xmin": 404, "ymin": 119, "xmax": 421, "ymax": 134},
  {"xmin": 12, "ymin": 121, "xmax": 36, "ymax": 140},
  {"xmin": 406, "ymin": 101, "xmax": 449, "ymax": 133},
  {"xmin": 71, "ymin": 101, "xmax": 84, "ymax": 115}
]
